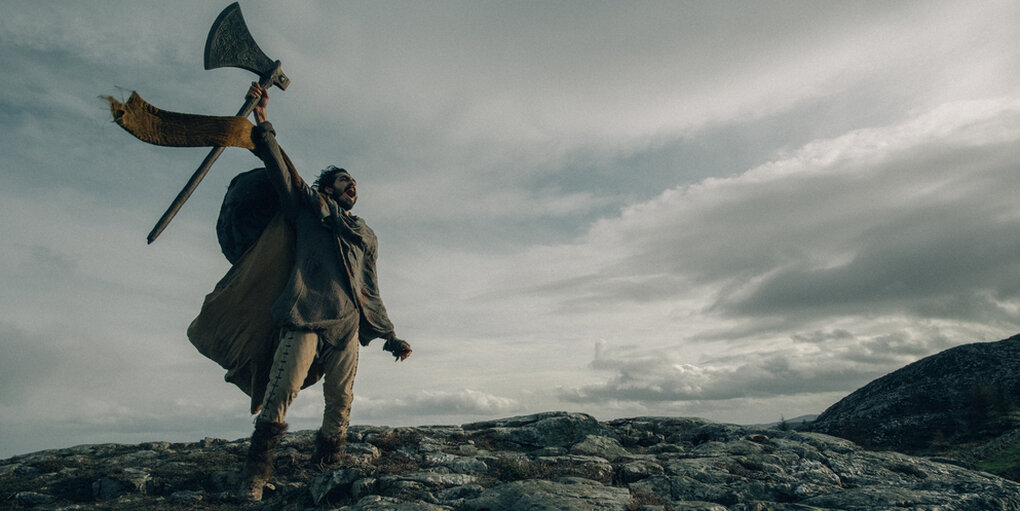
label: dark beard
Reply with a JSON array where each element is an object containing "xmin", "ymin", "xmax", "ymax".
[{"xmin": 333, "ymin": 189, "xmax": 355, "ymax": 210}]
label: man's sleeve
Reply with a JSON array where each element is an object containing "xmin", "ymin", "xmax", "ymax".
[
  {"xmin": 252, "ymin": 122, "xmax": 318, "ymax": 217},
  {"xmin": 358, "ymin": 248, "xmax": 396, "ymax": 346}
]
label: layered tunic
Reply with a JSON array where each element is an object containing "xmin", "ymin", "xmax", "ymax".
[
  {"xmin": 186, "ymin": 122, "xmax": 394, "ymax": 412},
  {"xmin": 252, "ymin": 121, "xmax": 394, "ymax": 347}
]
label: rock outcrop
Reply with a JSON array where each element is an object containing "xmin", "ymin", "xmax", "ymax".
[
  {"xmin": 809, "ymin": 333, "xmax": 1020, "ymax": 453},
  {"xmin": 4, "ymin": 411, "xmax": 1020, "ymax": 510}
]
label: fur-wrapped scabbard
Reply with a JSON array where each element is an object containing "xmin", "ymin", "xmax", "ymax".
[{"xmin": 107, "ymin": 91, "xmax": 256, "ymax": 150}]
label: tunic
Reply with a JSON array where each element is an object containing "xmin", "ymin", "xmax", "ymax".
[
  {"xmin": 187, "ymin": 122, "xmax": 395, "ymax": 413},
  {"xmin": 253, "ymin": 121, "xmax": 395, "ymax": 347}
]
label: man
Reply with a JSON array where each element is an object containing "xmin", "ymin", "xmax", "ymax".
[{"xmin": 239, "ymin": 82, "xmax": 412, "ymax": 501}]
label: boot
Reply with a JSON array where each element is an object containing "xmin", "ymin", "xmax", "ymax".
[
  {"xmin": 238, "ymin": 420, "xmax": 287, "ymax": 502},
  {"xmin": 310, "ymin": 428, "xmax": 345, "ymax": 469}
]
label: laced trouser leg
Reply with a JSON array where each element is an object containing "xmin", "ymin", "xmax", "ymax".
[{"xmin": 258, "ymin": 329, "xmax": 318, "ymax": 424}]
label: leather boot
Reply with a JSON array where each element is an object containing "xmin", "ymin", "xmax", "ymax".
[
  {"xmin": 238, "ymin": 420, "xmax": 287, "ymax": 502},
  {"xmin": 310, "ymin": 428, "xmax": 345, "ymax": 469}
]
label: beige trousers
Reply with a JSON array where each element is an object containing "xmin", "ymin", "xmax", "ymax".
[{"xmin": 257, "ymin": 329, "xmax": 359, "ymax": 436}]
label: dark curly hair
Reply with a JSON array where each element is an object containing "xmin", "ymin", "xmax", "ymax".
[{"xmin": 312, "ymin": 165, "xmax": 352, "ymax": 193}]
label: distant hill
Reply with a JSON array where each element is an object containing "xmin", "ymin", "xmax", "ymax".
[
  {"xmin": 749, "ymin": 414, "xmax": 817, "ymax": 430},
  {"xmin": 809, "ymin": 333, "xmax": 1020, "ymax": 476}
]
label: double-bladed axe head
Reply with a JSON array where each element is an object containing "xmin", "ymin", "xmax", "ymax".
[{"xmin": 204, "ymin": 2, "xmax": 290, "ymax": 90}]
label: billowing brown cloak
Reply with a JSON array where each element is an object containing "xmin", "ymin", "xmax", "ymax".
[
  {"xmin": 187, "ymin": 213, "xmax": 323, "ymax": 413},
  {"xmin": 109, "ymin": 92, "xmax": 324, "ymax": 413}
]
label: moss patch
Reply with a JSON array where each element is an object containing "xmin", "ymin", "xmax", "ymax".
[{"xmin": 976, "ymin": 441, "xmax": 1020, "ymax": 479}]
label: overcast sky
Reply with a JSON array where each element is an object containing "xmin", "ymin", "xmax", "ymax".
[{"xmin": 2, "ymin": 1, "xmax": 1019, "ymax": 458}]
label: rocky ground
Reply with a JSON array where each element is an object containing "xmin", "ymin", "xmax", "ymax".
[{"xmin": 4, "ymin": 411, "xmax": 1020, "ymax": 510}]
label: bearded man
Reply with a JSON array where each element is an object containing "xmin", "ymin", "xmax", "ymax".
[{"xmin": 237, "ymin": 82, "xmax": 412, "ymax": 501}]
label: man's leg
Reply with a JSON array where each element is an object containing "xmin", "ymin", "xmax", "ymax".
[
  {"xmin": 311, "ymin": 333, "xmax": 359, "ymax": 468},
  {"xmin": 240, "ymin": 329, "xmax": 318, "ymax": 501},
  {"xmin": 238, "ymin": 420, "xmax": 287, "ymax": 502},
  {"xmin": 258, "ymin": 329, "xmax": 319, "ymax": 424}
]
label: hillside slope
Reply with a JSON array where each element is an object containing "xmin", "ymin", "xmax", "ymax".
[{"xmin": 809, "ymin": 333, "xmax": 1020, "ymax": 454}]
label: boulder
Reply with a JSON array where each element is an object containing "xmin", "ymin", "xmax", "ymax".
[
  {"xmin": 464, "ymin": 411, "xmax": 608, "ymax": 448},
  {"xmin": 343, "ymin": 495, "xmax": 452, "ymax": 510},
  {"xmin": 570, "ymin": 434, "xmax": 630, "ymax": 460},
  {"xmin": 309, "ymin": 466, "xmax": 365, "ymax": 505},
  {"xmin": 462, "ymin": 477, "xmax": 631, "ymax": 511}
]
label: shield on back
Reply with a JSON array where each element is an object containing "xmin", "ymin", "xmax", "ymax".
[{"xmin": 217, "ymin": 168, "xmax": 280, "ymax": 265}]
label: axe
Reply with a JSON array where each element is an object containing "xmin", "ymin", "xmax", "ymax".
[{"xmin": 147, "ymin": 2, "xmax": 290, "ymax": 244}]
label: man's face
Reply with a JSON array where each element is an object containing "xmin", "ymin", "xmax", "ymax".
[{"xmin": 327, "ymin": 172, "xmax": 357, "ymax": 210}]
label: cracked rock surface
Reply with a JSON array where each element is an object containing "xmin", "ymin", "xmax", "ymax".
[{"xmin": 3, "ymin": 411, "xmax": 1020, "ymax": 510}]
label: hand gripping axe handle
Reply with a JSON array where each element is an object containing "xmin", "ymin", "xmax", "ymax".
[{"xmin": 147, "ymin": 2, "xmax": 290, "ymax": 244}]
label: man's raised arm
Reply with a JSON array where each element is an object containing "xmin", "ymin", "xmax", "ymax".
[{"xmin": 247, "ymin": 82, "xmax": 304, "ymax": 215}]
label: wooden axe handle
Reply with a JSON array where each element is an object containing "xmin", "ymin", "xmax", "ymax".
[{"xmin": 146, "ymin": 67, "xmax": 280, "ymax": 244}]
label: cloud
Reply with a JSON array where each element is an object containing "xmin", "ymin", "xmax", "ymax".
[
  {"xmin": 561, "ymin": 330, "xmax": 958, "ymax": 406},
  {"xmin": 379, "ymin": 92, "xmax": 1020, "ymax": 363},
  {"xmin": 1, "ymin": 396, "xmax": 253, "ymax": 457},
  {"xmin": 474, "ymin": 98, "xmax": 1020, "ymax": 338},
  {"xmin": 0, "ymin": 323, "xmax": 60, "ymax": 404},
  {"xmin": 0, "ymin": 316, "xmax": 253, "ymax": 456},
  {"xmin": 286, "ymin": 1, "xmax": 1019, "ymax": 164},
  {"xmin": 354, "ymin": 389, "xmax": 520, "ymax": 420},
  {"xmin": 441, "ymin": 97, "xmax": 1020, "ymax": 416},
  {"xmin": 251, "ymin": 0, "xmax": 1020, "ymax": 250}
]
